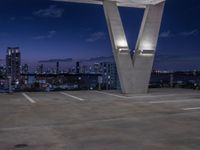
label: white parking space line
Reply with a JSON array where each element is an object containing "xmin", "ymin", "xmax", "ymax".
[
  {"xmin": 129, "ymin": 93, "xmax": 200, "ymax": 99},
  {"xmin": 95, "ymin": 91, "xmax": 200, "ymax": 99},
  {"xmin": 149, "ymin": 99, "xmax": 200, "ymax": 104},
  {"xmin": 94, "ymin": 91, "xmax": 129, "ymax": 99},
  {"xmin": 183, "ymin": 107, "xmax": 200, "ymax": 111},
  {"xmin": 95, "ymin": 91, "xmax": 179, "ymax": 99},
  {"xmin": 22, "ymin": 93, "xmax": 36, "ymax": 104},
  {"xmin": 60, "ymin": 92, "xmax": 85, "ymax": 101}
]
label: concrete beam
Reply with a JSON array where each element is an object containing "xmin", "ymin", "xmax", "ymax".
[
  {"xmin": 103, "ymin": 0, "xmax": 135, "ymax": 94},
  {"xmin": 132, "ymin": 1, "xmax": 165, "ymax": 93},
  {"xmin": 53, "ymin": 0, "xmax": 165, "ymax": 8}
]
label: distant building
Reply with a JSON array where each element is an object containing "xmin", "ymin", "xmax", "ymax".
[
  {"xmin": 81, "ymin": 65, "xmax": 88, "ymax": 74},
  {"xmin": 0, "ymin": 65, "xmax": 6, "ymax": 79},
  {"xmin": 56, "ymin": 62, "xmax": 59, "ymax": 74},
  {"xmin": 6, "ymin": 47, "xmax": 21, "ymax": 83},
  {"xmin": 93, "ymin": 63, "xmax": 100, "ymax": 73},
  {"xmin": 37, "ymin": 64, "xmax": 44, "ymax": 74},
  {"xmin": 100, "ymin": 62, "xmax": 118, "ymax": 90},
  {"xmin": 22, "ymin": 64, "xmax": 29, "ymax": 74},
  {"xmin": 76, "ymin": 61, "xmax": 80, "ymax": 74}
]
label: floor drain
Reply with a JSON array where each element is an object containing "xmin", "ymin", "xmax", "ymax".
[{"xmin": 14, "ymin": 144, "xmax": 28, "ymax": 148}]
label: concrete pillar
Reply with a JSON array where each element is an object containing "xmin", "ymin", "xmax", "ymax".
[
  {"xmin": 103, "ymin": 0, "xmax": 135, "ymax": 94},
  {"xmin": 131, "ymin": 2, "xmax": 165, "ymax": 93}
]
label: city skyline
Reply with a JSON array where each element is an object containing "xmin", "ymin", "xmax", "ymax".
[{"xmin": 0, "ymin": 0, "xmax": 200, "ymax": 70}]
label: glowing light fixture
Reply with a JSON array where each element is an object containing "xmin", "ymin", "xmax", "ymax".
[
  {"xmin": 139, "ymin": 49, "xmax": 155, "ymax": 56},
  {"xmin": 117, "ymin": 47, "xmax": 129, "ymax": 54}
]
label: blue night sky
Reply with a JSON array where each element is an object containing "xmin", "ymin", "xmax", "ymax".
[{"xmin": 0, "ymin": 0, "xmax": 200, "ymax": 70}]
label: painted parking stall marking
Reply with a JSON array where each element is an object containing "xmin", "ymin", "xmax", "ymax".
[
  {"xmin": 183, "ymin": 107, "xmax": 200, "ymax": 111},
  {"xmin": 94, "ymin": 91, "xmax": 129, "ymax": 99},
  {"xmin": 60, "ymin": 92, "xmax": 85, "ymax": 101},
  {"xmin": 149, "ymin": 99, "xmax": 200, "ymax": 104},
  {"xmin": 22, "ymin": 93, "xmax": 36, "ymax": 104}
]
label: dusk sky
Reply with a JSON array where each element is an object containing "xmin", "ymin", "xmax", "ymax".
[{"xmin": 0, "ymin": 0, "xmax": 200, "ymax": 70}]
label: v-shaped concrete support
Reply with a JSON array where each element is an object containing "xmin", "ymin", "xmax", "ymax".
[
  {"xmin": 103, "ymin": 1, "xmax": 165, "ymax": 94},
  {"xmin": 103, "ymin": 0, "xmax": 136, "ymax": 94},
  {"xmin": 54, "ymin": 0, "xmax": 166, "ymax": 94},
  {"xmin": 131, "ymin": 2, "xmax": 165, "ymax": 93}
]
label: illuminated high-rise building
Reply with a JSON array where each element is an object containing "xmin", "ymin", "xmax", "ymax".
[{"xmin": 6, "ymin": 47, "xmax": 21, "ymax": 83}]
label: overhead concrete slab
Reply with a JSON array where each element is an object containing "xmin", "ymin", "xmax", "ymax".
[{"xmin": 53, "ymin": 0, "xmax": 165, "ymax": 8}]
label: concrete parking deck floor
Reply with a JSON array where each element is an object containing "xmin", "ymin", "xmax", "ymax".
[{"xmin": 0, "ymin": 88, "xmax": 200, "ymax": 150}]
